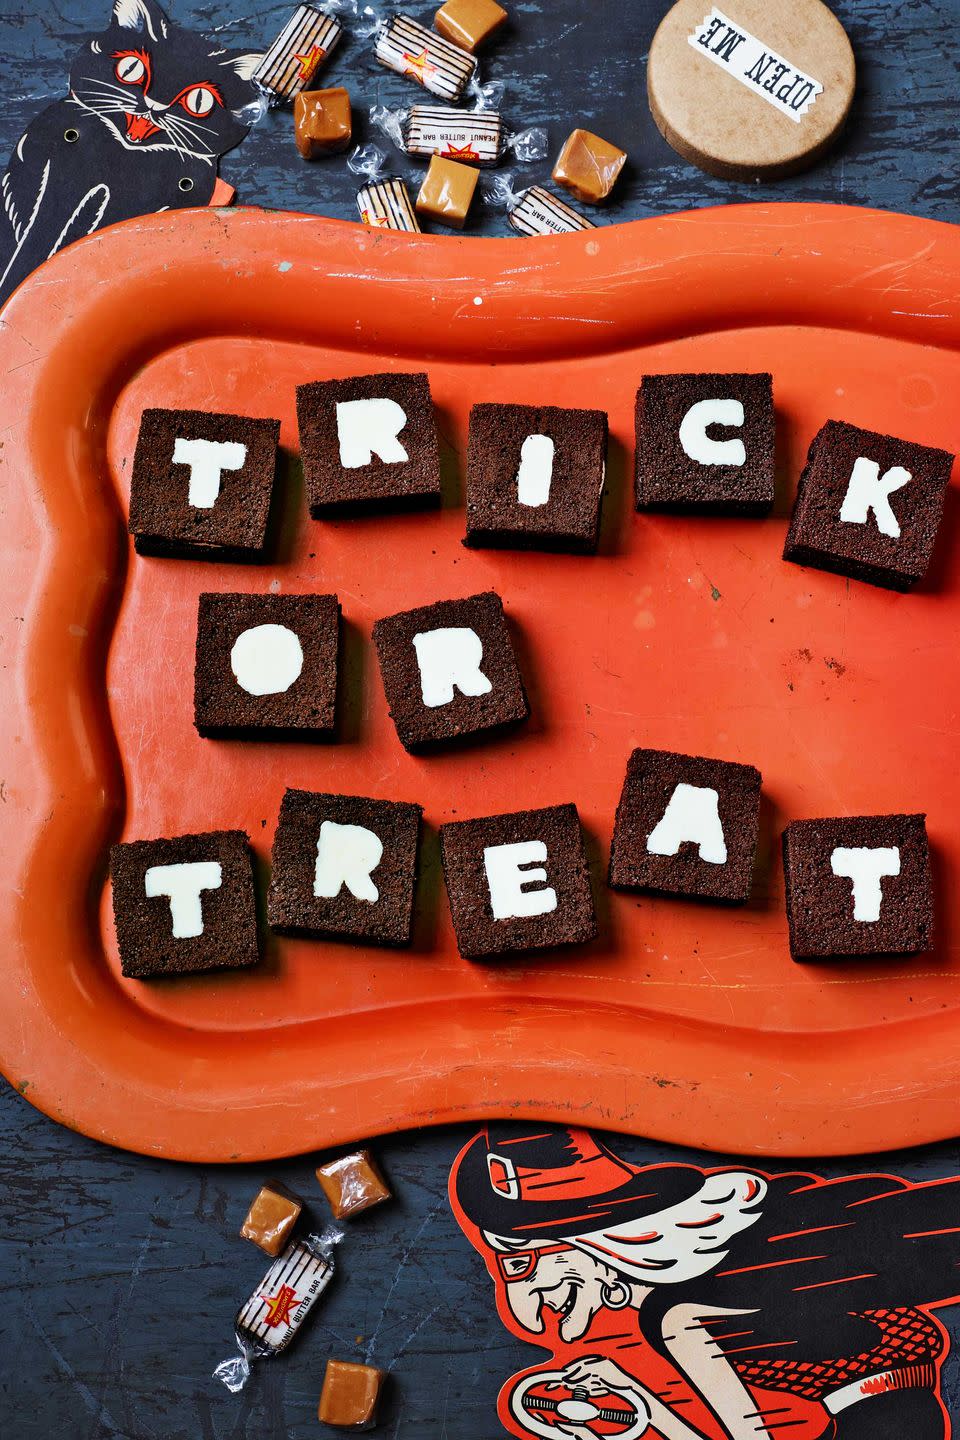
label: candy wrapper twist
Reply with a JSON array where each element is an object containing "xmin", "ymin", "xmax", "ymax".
[
  {"xmin": 347, "ymin": 144, "xmax": 422, "ymax": 231},
  {"xmin": 484, "ymin": 171, "xmax": 598, "ymax": 235},
  {"xmin": 214, "ymin": 1226, "xmax": 343, "ymax": 1392},
  {"xmin": 371, "ymin": 102, "xmax": 546, "ymax": 167},
  {"xmin": 254, "ymin": 2, "xmax": 359, "ymax": 105}
]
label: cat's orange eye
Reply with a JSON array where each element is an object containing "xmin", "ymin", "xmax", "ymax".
[
  {"xmin": 113, "ymin": 50, "xmax": 150, "ymax": 89},
  {"xmin": 174, "ymin": 84, "xmax": 224, "ymax": 118}
]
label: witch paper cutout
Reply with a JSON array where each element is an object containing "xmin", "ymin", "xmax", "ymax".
[
  {"xmin": 0, "ymin": 0, "xmax": 262, "ymax": 309},
  {"xmin": 449, "ymin": 1124, "xmax": 960, "ymax": 1439}
]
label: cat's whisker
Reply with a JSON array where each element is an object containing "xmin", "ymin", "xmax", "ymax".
[
  {"xmin": 78, "ymin": 76, "xmax": 137, "ymax": 104},
  {"xmin": 70, "ymin": 95, "xmax": 127, "ymax": 123},
  {"xmin": 167, "ymin": 121, "xmax": 215, "ymax": 151},
  {"xmin": 170, "ymin": 125, "xmax": 213, "ymax": 153},
  {"xmin": 70, "ymin": 88, "xmax": 118, "ymax": 107},
  {"xmin": 168, "ymin": 122, "xmax": 204, "ymax": 165},
  {"xmin": 76, "ymin": 80, "xmax": 122, "ymax": 95},
  {"xmin": 74, "ymin": 97, "xmax": 130, "ymax": 116},
  {"xmin": 74, "ymin": 95, "xmax": 134, "ymax": 116},
  {"xmin": 162, "ymin": 109, "xmax": 220, "ymax": 141},
  {"xmin": 168, "ymin": 134, "xmax": 210, "ymax": 163},
  {"xmin": 155, "ymin": 120, "xmax": 187, "ymax": 161},
  {"xmin": 80, "ymin": 76, "xmax": 219, "ymax": 141},
  {"xmin": 75, "ymin": 105, "xmax": 132, "ymax": 127},
  {"xmin": 79, "ymin": 73, "xmax": 133, "ymax": 92},
  {"xmin": 163, "ymin": 116, "xmax": 211, "ymax": 160}
]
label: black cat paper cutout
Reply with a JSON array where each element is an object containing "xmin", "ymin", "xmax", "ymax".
[{"xmin": 0, "ymin": 0, "xmax": 262, "ymax": 309}]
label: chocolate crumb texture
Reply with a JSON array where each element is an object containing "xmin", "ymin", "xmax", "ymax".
[
  {"xmin": 296, "ymin": 371, "xmax": 441, "ymax": 513},
  {"xmin": 783, "ymin": 812, "xmax": 933, "ymax": 961},
  {"xmin": 464, "ymin": 402, "xmax": 608, "ymax": 553},
  {"xmin": 372, "ymin": 590, "xmax": 529, "ymax": 752},
  {"xmin": 635, "ymin": 373, "xmax": 775, "ymax": 514},
  {"xmin": 110, "ymin": 829, "xmax": 260, "ymax": 979},
  {"xmin": 784, "ymin": 420, "xmax": 954, "ymax": 591},
  {"xmin": 268, "ymin": 789, "xmax": 422, "ymax": 948},
  {"xmin": 194, "ymin": 591, "xmax": 340, "ymax": 739},
  {"xmin": 128, "ymin": 408, "xmax": 281, "ymax": 559},
  {"xmin": 609, "ymin": 748, "xmax": 762, "ymax": 903},
  {"xmin": 440, "ymin": 801, "xmax": 597, "ymax": 961}
]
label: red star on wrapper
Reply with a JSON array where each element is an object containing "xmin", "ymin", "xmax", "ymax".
[
  {"xmin": 401, "ymin": 48, "xmax": 435, "ymax": 84},
  {"xmin": 360, "ymin": 209, "xmax": 392, "ymax": 229},
  {"xmin": 293, "ymin": 45, "xmax": 326, "ymax": 84},
  {"xmin": 442, "ymin": 143, "xmax": 480, "ymax": 162},
  {"xmin": 260, "ymin": 1282, "xmax": 300, "ymax": 1328}
]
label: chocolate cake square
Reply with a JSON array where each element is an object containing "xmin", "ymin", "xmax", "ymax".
[
  {"xmin": 296, "ymin": 372, "xmax": 442, "ymax": 514},
  {"xmin": 783, "ymin": 420, "xmax": 954, "ymax": 591},
  {"xmin": 372, "ymin": 591, "xmax": 529, "ymax": 753},
  {"xmin": 110, "ymin": 829, "xmax": 260, "ymax": 979},
  {"xmin": 782, "ymin": 813, "xmax": 933, "ymax": 961},
  {"xmin": 267, "ymin": 789, "xmax": 422, "ymax": 948},
  {"xmin": 464, "ymin": 402, "xmax": 608, "ymax": 553},
  {"xmin": 608, "ymin": 748, "xmax": 762, "ymax": 903},
  {"xmin": 194, "ymin": 591, "xmax": 340, "ymax": 739},
  {"xmin": 635, "ymin": 373, "xmax": 774, "ymax": 514},
  {"xmin": 439, "ymin": 802, "xmax": 597, "ymax": 961},
  {"xmin": 128, "ymin": 408, "xmax": 281, "ymax": 559}
]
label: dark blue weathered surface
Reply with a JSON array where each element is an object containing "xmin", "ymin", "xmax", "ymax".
[
  {"xmin": 2, "ymin": 1, "xmax": 960, "ymax": 1436},
  {"xmin": 6, "ymin": 1090, "xmax": 960, "ymax": 1440},
  {"xmin": 1, "ymin": 0, "xmax": 960, "ymax": 242}
]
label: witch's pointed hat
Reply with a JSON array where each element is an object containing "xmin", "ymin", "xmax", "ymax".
[{"xmin": 453, "ymin": 1125, "xmax": 704, "ymax": 1240}]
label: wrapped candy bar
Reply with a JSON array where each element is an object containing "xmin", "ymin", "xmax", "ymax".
[
  {"xmin": 486, "ymin": 172, "xmax": 597, "ymax": 235},
  {"xmin": 348, "ymin": 145, "xmax": 421, "ymax": 232},
  {"xmin": 374, "ymin": 14, "xmax": 478, "ymax": 102},
  {"xmin": 357, "ymin": 178, "xmax": 420, "ymax": 231},
  {"xmin": 509, "ymin": 184, "xmax": 596, "ymax": 235},
  {"xmin": 254, "ymin": 3, "xmax": 355, "ymax": 104},
  {"xmin": 371, "ymin": 102, "xmax": 546, "ymax": 167},
  {"xmin": 214, "ymin": 1227, "xmax": 341, "ymax": 1392}
]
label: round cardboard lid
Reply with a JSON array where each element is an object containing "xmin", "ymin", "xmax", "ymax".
[{"xmin": 648, "ymin": 0, "xmax": 855, "ymax": 180}]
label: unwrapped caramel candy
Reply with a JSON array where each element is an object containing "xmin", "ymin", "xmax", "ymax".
[
  {"xmin": 416, "ymin": 154, "xmax": 478, "ymax": 229},
  {"xmin": 240, "ymin": 1183, "xmax": 303, "ymax": 1256},
  {"xmin": 552, "ymin": 127, "xmax": 626, "ymax": 204},
  {"xmin": 316, "ymin": 1149, "xmax": 391, "ymax": 1219},
  {"xmin": 435, "ymin": 0, "xmax": 507, "ymax": 52},
  {"xmin": 319, "ymin": 1359, "xmax": 386, "ymax": 1429},
  {"xmin": 295, "ymin": 87, "xmax": 352, "ymax": 158}
]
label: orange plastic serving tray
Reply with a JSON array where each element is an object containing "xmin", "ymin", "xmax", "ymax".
[{"xmin": 2, "ymin": 203, "xmax": 960, "ymax": 1162}]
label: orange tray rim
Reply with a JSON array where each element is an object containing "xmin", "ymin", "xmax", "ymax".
[{"xmin": 4, "ymin": 200, "xmax": 960, "ymax": 1162}]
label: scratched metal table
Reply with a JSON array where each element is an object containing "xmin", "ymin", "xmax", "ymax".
[{"xmin": 3, "ymin": 2, "xmax": 960, "ymax": 1436}]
